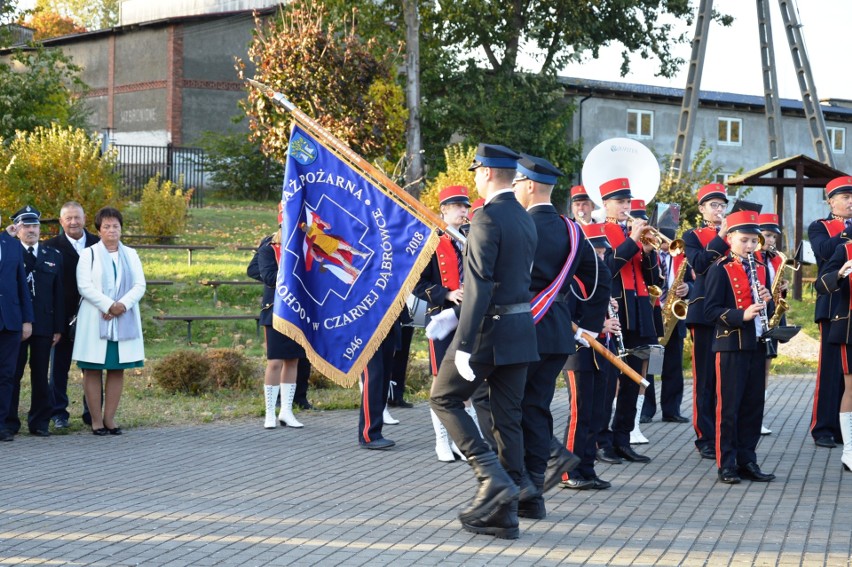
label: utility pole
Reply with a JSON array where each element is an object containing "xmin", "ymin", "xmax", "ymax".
[{"xmin": 403, "ymin": 0, "xmax": 424, "ymax": 198}]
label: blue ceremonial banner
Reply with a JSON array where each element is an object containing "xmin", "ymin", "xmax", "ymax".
[{"xmin": 273, "ymin": 123, "xmax": 439, "ymax": 386}]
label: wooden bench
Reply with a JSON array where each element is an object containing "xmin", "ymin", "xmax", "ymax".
[
  {"xmin": 147, "ymin": 280, "xmax": 175, "ymax": 286},
  {"xmin": 235, "ymin": 245, "xmax": 258, "ymax": 252},
  {"xmin": 153, "ymin": 314, "xmax": 260, "ymax": 342},
  {"xmin": 133, "ymin": 244, "xmax": 216, "ymax": 266},
  {"xmin": 124, "ymin": 234, "xmax": 177, "ymax": 244},
  {"xmin": 198, "ymin": 279, "xmax": 263, "ymax": 305}
]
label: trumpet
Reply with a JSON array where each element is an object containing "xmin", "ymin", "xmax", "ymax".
[{"xmin": 626, "ymin": 218, "xmax": 685, "ymax": 255}]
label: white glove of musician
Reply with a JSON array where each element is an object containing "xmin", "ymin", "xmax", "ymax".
[
  {"xmin": 455, "ymin": 350, "xmax": 476, "ymax": 382},
  {"xmin": 574, "ymin": 327, "xmax": 591, "ymax": 348},
  {"xmin": 425, "ymin": 308, "xmax": 459, "ymax": 340}
]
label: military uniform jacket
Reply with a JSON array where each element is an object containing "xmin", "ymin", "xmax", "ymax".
[
  {"xmin": 564, "ymin": 277, "xmax": 616, "ymax": 372},
  {"xmin": 0, "ymin": 232, "xmax": 34, "ymax": 331},
  {"xmin": 704, "ymin": 254, "xmax": 774, "ymax": 352},
  {"xmin": 455, "ymin": 191, "xmax": 538, "ymax": 365},
  {"xmin": 683, "ymin": 226, "xmax": 729, "ymax": 328},
  {"xmin": 660, "ymin": 252, "xmax": 694, "ymax": 339},
  {"xmin": 603, "ymin": 222, "xmax": 660, "ymax": 339},
  {"xmin": 529, "ymin": 204, "xmax": 610, "ymax": 355},
  {"xmin": 247, "ymin": 235, "xmax": 277, "ymax": 326},
  {"xmin": 24, "ymin": 244, "xmax": 65, "ymax": 337},
  {"xmin": 808, "ymin": 216, "xmax": 852, "ymax": 322},
  {"xmin": 45, "ymin": 230, "xmax": 99, "ymax": 329},
  {"xmin": 815, "ymin": 243, "xmax": 852, "ymax": 344},
  {"xmin": 413, "ymin": 232, "xmax": 463, "ymax": 321}
]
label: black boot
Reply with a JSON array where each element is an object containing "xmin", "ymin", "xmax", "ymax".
[
  {"xmin": 458, "ymin": 452, "xmax": 520, "ymax": 535},
  {"xmin": 543, "ymin": 436, "xmax": 580, "ymax": 492},
  {"xmin": 518, "ymin": 470, "xmax": 545, "ymax": 520},
  {"xmin": 461, "ymin": 496, "xmax": 520, "ymax": 540}
]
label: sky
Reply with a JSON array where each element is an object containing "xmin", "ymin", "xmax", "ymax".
[{"xmin": 555, "ymin": 0, "xmax": 851, "ymax": 101}]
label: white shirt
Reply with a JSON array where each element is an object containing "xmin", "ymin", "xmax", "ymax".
[
  {"xmin": 485, "ymin": 188, "xmax": 515, "ymax": 205},
  {"xmin": 21, "ymin": 242, "xmax": 38, "ymax": 256},
  {"xmin": 65, "ymin": 233, "xmax": 86, "ymax": 254}
]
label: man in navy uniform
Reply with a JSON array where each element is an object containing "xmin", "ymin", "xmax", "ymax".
[
  {"xmin": 683, "ymin": 183, "xmax": 730, "ymax": 460},
  {"xmin": 704, "ymin": 210, "xmax": 776, "ymax": 484},
  {"xmin": 512, "ymin": 154, "xmax": 609, "ymax": 518},
  {"xmin": 45, "ymin": 201, "xmax": 99, "ymax": 428},
  {"xmin": 6, "ymin": 206, "xmax": 64, "ymax": 437},
  {"xmin": 0, "ymin": 213, "xmax": 35, "ymax": 441},
  {"xmin": 808, "ymin": 176, "xmax": 852, "ymax": 448},
  {"xmin": 600, "ymin": 178, "xmax": 661, "ymax": 463},
  {"xmin": 430, "ymin": 143, "xmax": 537, "ymax": 539}
]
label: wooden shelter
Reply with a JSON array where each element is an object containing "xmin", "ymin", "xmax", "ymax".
[{"xmin": 726, "ymin": 155, "xmax": 848, "ymax": 300}]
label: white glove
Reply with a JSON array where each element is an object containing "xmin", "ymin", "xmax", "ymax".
[
  {"xmin": 574, "ymin": 327, "xmax": 591, "ymax": 348},
  {"xmin": 425, "ymin": 308, "xmax": 459, "ymax": 340},
  {"xmin": 454, "ymin": 350, "xmax": 476, "ymax": 382}
]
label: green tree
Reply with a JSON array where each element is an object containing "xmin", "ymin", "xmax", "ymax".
[
  {"xmin": 34, "ymin": 0, "xmax": 119, "ymax": 30},
  {"xmin": 657, "ymin": 141, "xmax": 725, "ymax": 231},
  {"xmin": 197, "ymin": 130, "xmax": 284, "ymax": 201},
  {"xmin": 236, "ymin": 1, "xmax": 407, "ymax": 165}
]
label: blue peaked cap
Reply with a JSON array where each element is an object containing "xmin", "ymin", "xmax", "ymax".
[
  {"xmin": 468, "ymin": 144, "xmax": 521, "ymax": 170},
  {"xmin": 514, "ymin": 154, "xmax": 564, "ymax": 186}
]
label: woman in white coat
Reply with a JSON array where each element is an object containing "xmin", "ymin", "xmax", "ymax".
[{"xmin": 73, "ymin": 207, "xmax": 146, "ymax": 435}]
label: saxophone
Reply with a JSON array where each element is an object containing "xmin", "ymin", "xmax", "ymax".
[
  {"xmin": 767, "ymin": 250, "xmax": 789, "ymax": 328},
  {"xmin": 660, "ymin": 260, "xmax": 689, "ymax": 347}
]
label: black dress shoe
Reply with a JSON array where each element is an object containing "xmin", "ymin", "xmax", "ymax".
[
  {"xmin": 718, "ymin": 468, "xmax": 741, "ymax": 484},
  {"xmin": 596, "ymin": 447, "xmax": 622, "ymax": 464},
  {"xmin": 738, "ymin": 462, "xmax": 775, "ymax": 482},
  {"xmin": 107, "ymin": 427, "xmax": 122, "ymax": 436},
  {"xmin": 614, "ymin": 445, "xmax": 651, "ymax": 463},
  {"xmin": 590, "ymin": 476, "xmax": 612, "ymax": 490},
  {"xmin": 561, "ymin": 477, "xmax": 595, "ymax": 490},
  {"xmin": 698, "ymin": 446, "xmax": 716, "ymax": 460},
  {"xmin": 360, "ymin": 438, "xmax": 395, "ymax": 450},
  {"xmin": 294, "ymin": 400, "xmax": 314, "ymax": 410},
  {"xmin": 388, "ymin": 399, "xmax": 414, "ymax": 408},
  {"xmin": 29, "ymin": 429, "xmax": 51, "ymax": 437},
  {"xmin": 815, "ymin": 436, "xmax": 837, "ymax": 448},
  {"xmin": 0, "ymin": 430, "xmax": 13, "ymax": 442},
  {"xmin": 92, "ymin": 428, "xmax": 109, "ymax": 436},
  {"xmin": 639, "ymin": 415, "xmax": 652, "ymax": 424},
  {"xmin": 662, "ymin": 415, "xmax": 690, "ymax": 423}
]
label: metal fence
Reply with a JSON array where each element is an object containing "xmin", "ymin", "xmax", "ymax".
[{"xmin": 114, "ymin": 144, "xmax": 206, "ymax": 207}]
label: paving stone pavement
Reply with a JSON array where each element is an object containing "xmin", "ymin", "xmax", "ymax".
[{"xmin": 1, "ymin": 375, "xmax": 851, "ymax": 566}]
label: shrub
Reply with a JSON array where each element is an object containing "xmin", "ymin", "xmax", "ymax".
[
  {"xmin": 139, "ymin": 174, "xmax": 193, "ymax": 238},
  {"xmin": 152, "ymin": 350, "xmax": 212, "ymax": 395},
  {"xmin": 197, "ymin": 130, "xmax": 283, "ymax": 201},
  {"xmin": 421, "ymin": 145, "xmax": 478, "ymax": 212},
  {"xmin": 206, "ymin": 348, "xmax": 261, "ymax": 390},
  {"xmin": 0, "ymin": 124, "xmax": 121, "ymax": 222}
]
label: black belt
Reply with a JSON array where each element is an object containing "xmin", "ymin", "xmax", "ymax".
[{"xmin": 485, "ymin": 303, "xmax": 531, "ymax": 316}]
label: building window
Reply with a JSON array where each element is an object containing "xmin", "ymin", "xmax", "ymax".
[
  {"xmin": 827, "ymin": 127, "xmax": 846, "ymax": 154},
  {"xmin": 715, "ymin": 173, "xmax": 731, "ymax": 185},
  {"xmin": 718, "ymin": 117, "xmax": 742, "ymax": 145},
  {"xmin": 627, "ymin": 109, "xmax": 653, "ymax": 139}
]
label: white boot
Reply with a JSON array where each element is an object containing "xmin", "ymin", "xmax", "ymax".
[
  {"xmin": 630, "ymin": 394, "xmax": 649, "ymax": 444},
  {"xmin": 430, "ymin": 409, "xmax": 455, "ymax": 462},
  {"xmin": 264, "ymin": 385, "xmax": 279, "ymax": 429},
  {"xmin": 278, "ymin": 383, "xmax": 304, "ymax": 428},
  {"xmin": 840, "ymin": 412, "xmax": 852, "ymax": 472},
  {"xmin": 464, "ymin": 404, "xmax": 484, "ymax": 439},
  {"xmin": 383, "ymin": 406, "xmax": 400, "ymax": 425},
  {"xmin": 761, "ymin": 391, "xmax": 772, "ymax": 435}
]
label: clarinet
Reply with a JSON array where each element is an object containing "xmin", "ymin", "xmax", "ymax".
[
  {"xmin": 608, "ymin": 301, "xmax": 628, "ymax": 358},
  {"xmin": 746, "ymin": 252, "xmax": 770, "ymax": 337}
]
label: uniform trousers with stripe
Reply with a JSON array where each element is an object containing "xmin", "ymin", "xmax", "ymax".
[
  {"xmin": 431, "ymin": 345, "xmax": 528, "ymax": 482},
  {"xmin": 811, "ymin": 322, "xmax": 843, "ymax": 442},
  {"xmin": 690, "ymin": 325, "xmax": 716, "ymax": 451},
  {"xmin": 565, "ymin": 364, "xmax": 608, "ymax": 480},
  {"xmin": 597, "ymin": 348, "xmax": 619, "ymax": 452},
  {"xmin": 715, "ymin": 343, "xmax": 766, "ymax": 471},
  {"xmin": 520, "ymin": 353, "xmax": 569, "ymax": 476},
  {"xmin": 358, "ymin": 330, "xmax": 397, "ymax": 445}
]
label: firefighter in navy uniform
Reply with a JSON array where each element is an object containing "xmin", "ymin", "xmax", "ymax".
[
  {"xmin": 413, "ymin": 185, "xmax": 481, "ymax": 462},
  {"xmin": 562, "ymin": 223, "xmax": 617, "ymax": 489},
  {"xmin": 430, "ymin": 143, "xmax": 537, "ymax": 540},
  {"xmin": 704, "ymin": 210, "xmax": 776, "ymax": 484},
  {"xmin": 808, "ymin": 176, "xmax": 852, "ymax": 448},
  {"xmin": 511, "ymin": 154, "xmax": 609, "ymax": 518},
  {"xmin": 600, "ymin": 178, "xmax": 661, "ymax": 463},
  {"xmin": 683, "ymin": 183, "xmax": 730, "ymax": 460}
]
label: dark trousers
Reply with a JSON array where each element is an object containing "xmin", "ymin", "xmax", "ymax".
[
  {"xmin": 566, "ymin": 368, "xmax": 607, "ymax": 480},
  {"xmin": 49, "ymin": 334, "xmax": 75, "ymax": 420},
  {"xmin": 597, "ymin": 355, "xmax": 618, "ymax": 451},
  {"xmin": 521, "ymin": 353, "xmax": 569, "ymax": 475},
  {"xmin": 611, "ymin": 331, "xmax": 648, "ymax": 447},
  {"xmin": 389, "ymin": 324, "xmax": 414, "ymax": 402},
  {"xmin": 471, "ymin": 380, "xmax": 498, "ymax": 450},
  {"xmin": 660, "ymin": 330, "xmax": 685, "ymax": 418},
  {"xmin": 715, "ymin": 344, "xmax": 766, "ymax": 470},
  {"xmin": 811, "ymin": 322, "xmax": 843, "ymax": 442},
  {"xmin": 690, "ymin": 325, "xmax": 716, "ymax": 450},
  {"xmin": 428, "ymin": 332, "xmax": 454, "ymax": 377},
  {"xmin": 431, "ymin": 346, "xmax": 528, "ymax": 482},
  {"xmin": 0, "ymin": 329, "xmax": 22, "ymax": 433},
  {"xmin": 9, "ymin": 335, "xmax": 54, "ymax": 433},
  {"xmin": 294, "ymin": 357, "xmax": 311, "ymax": 404},
  {"xmin": 358, "ymin": 333, "xmax": 395, "ymax": 444}
]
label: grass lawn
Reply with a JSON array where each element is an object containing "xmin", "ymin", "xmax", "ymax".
[{"xmin": 14, "ymin": 200, "xmax": 820, "ymax": 431}]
